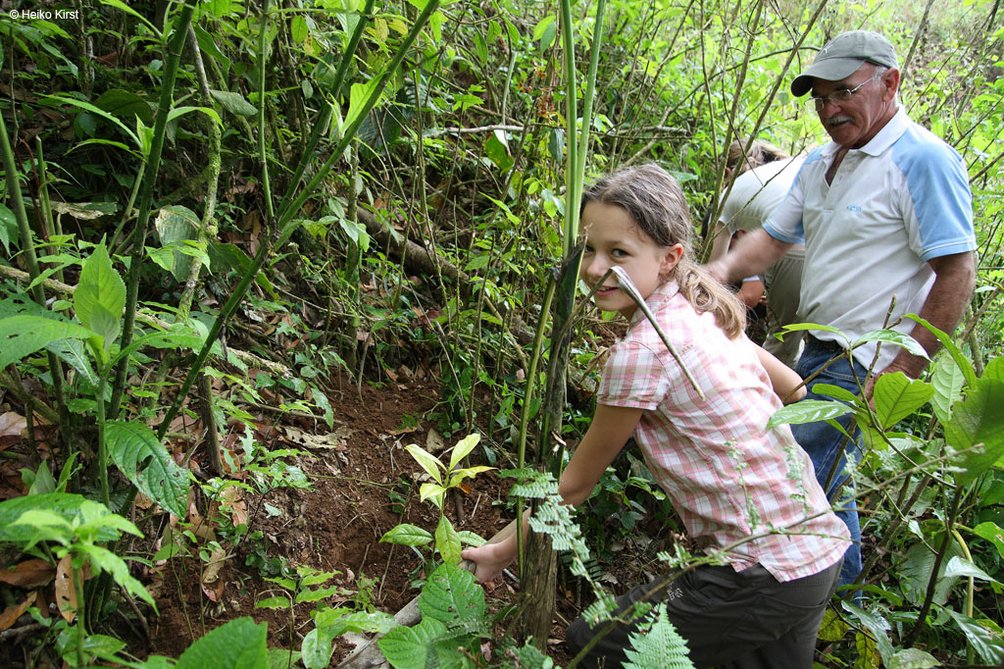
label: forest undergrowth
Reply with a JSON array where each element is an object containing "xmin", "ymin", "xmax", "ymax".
[{"xmin": 1, "ymin": 0, "xmax": 1003, "ymax": 667}]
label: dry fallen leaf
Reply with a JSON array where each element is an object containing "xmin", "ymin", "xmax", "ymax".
[
  {"xmin": 201, "ymin": 546, "xmax": 227, "ymax": 585},
  {"xmin": 55, "ymin": 555, "xmax": 77, "ymax": 623},
  {"xmin": 0, "ymin": 591, "xmax": 37, "ymax": 631},
  {"xmin": 0, "ymin": 559, "xmax": 55, "ymax": 588},
  {"xmin": 426, "ymin": 428, "xmax": 446, "ymax": 454},
  {"xmin": 283, "ymin": 425, "xmax": 353, "ymax": 451},
  {"xmin": 0, "ymin": 411, "xmax": 27, "ymax": 451}
]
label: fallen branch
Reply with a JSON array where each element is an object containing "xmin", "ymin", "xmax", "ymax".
[{"xmin": 357, "ymin": 208, "xmax": 534, "ymax": 345}]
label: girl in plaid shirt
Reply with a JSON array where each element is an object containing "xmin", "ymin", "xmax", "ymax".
[{"xmin": 462, "ymin": 164, "xmax": 849, "ymax": 668}]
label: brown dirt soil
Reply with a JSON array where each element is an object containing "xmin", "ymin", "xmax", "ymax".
[
  {"xmin": 137, "ymin": 372, "xmax": 518, "ymax": 663},
  {"xmin": 0, "ymin": 371, "xmax": 523, "ymax": 668}
]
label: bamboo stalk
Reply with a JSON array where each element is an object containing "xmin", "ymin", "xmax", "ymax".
[{"xmin": 109, "ymin": 3, "xmax": 196, "ymax": 419}]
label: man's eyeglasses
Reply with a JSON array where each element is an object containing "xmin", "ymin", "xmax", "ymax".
[{"xmin": 807, "ymin": 74, "xmax": 881, "ymax": 111}]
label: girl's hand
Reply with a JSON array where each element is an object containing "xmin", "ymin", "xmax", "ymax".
[{"xmin": 461, "ymin": 542, "xmax": 513, "ymax": 584}]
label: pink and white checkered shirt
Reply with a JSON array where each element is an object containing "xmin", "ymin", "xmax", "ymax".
[{"xmin": 597, "ymin": 280, "xmax": 850, "ymax": 581}]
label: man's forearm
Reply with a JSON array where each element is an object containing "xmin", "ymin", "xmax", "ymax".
[
  {"xmin": 885, "ymin": 252, "xmax": 976, "ymax": 378},
  {"xmin": 707, "ymin": 228, "xmax": 791, "ymax": 284}
]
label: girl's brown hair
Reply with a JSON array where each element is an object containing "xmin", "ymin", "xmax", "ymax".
[{"xmin": 582, "ymin": 163, "xmax": 746, "ymax": 338}]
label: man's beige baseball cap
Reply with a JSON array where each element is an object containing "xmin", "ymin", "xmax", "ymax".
[{"xmin": 791, "ymin": 31, "xmax": 899, "ymax": 97}]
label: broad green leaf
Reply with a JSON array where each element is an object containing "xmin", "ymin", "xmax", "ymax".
[
  {"xmin": 47, "ymin": 339, "xmax": 99, "ymax": 386},
  {"xmin": 811, "ymin": 383, "xmax": 861, "ymax": 404},
  {"xmin": 155, "ymin": 205, "xmax": 200, "ymax": 281},
  {"xmin": 380, "ymin": 524, "xmax": 433, "ymax": 547},
  {"xmin": 0, "ymin": 494, "xmax": 119, "ymax": 545},
  {"xmin": 177, "ymin": 617, "xmax": 268, "ymax": 669},
  {"xmin": 314, "ymin": 608, "xmax": 396, "ymax": 636},
  {"xmin": 295, "ymin": 586, "xmax": 339, "ymax": 604},
  {"xmin": 99, "ymin": 0, "xmax": 160, "ymax": 36},
  {"xmin": 75, "ymin": 242, "xmax": 126, "ymax": 352},
  {"xmin": 81, "ymin": 633, "xmax": 127, "ymax": 661},
  {"xmin": 194, "ymin": 25, "xmax": 231, "ymax": 72},
  {"xmin": 78, "ymin": 543, "xmax": 156, "ymax": 608},
  {"xmin": 854, "ymin": 329, "xmax": 929, "ymax": 360},
  {"xmin": 931, "ymin": 353, "xmax": 966, "ymax": 424},
  {"xmin": 873, "ymin": 373, "xmax": 934, "ymax": 429},
  {"xmin": 267, "ymin": 649, "xmax": 301, "ymax": 669},
  {"xmin": 10, "ymin": 509, "xmax": 74, "ymax": 546},
  {"xmin": 0, "ymin": 202, "xmax": 17, "ymax": 254},
  {"xmin": 766, "ymin": 399, "xmax": 854, "ymax": 429},
  {"xmin": 458, "ymin": 530, "xmax": 485, "ymax": 547},
  {"xmin": 298, "ymin": 569, "xmax": 337, "ymax": 587},
  {"xmin": 0, "ymin": 315, "xmax": 95, "ymax": 369},
  {"xmin": 378, "ymin": 617, "xmax": 447, "ymax": 669},
  {"xmin": 255, "ymin": 595, "xmax": 290, "ymax": 609},
  {"xmin": 779, "ymin": 322, "xmax": 847, "ymax": 337},
  {"xmin": 898, "ymin": 538, "xmax": 964, "ymax": 607},
  {"xmin": 448, "ymin": 433, "xmax": 480, "ymax": 470},
  {"xmin": 943, "ymin": 555, "xmax": 1000, "ymax": 583},
  {"xmin": 405, "ymin": 443, "xmax": 444, "ymax": 483},
  {"xmin": 945, "ymin": 609, "xmax": 1004, "ymax": 665},
  {"xmin": 95, "ymin": 88, "xmax": 153, "ymax": 124},
  {"xmin": 447, "ymin": 466, "xmax": 494, "ymax": 488},
  {"xmin": 972, "ymin": 522, "xmax": 1004, "ymax": 559},
  {"xmin": 303, "ymin": 608, "xmax": 396, "ymax": 669},
  {"xmin": 166, "ymin": 105, "xmax": 221, "ymax": 126},
  {"xmin": 419, "ymin": 482, "xmax": 447, "ymax": 509},
  {"xmin": 105, "ymin": 421, "xmax": 189, "ymax": 518},
  {"xmin": 816, "ymin": 608, "xmax": 849, "ymax": 643},
  {"xmin": 842, "ymin": 601, "xmax": 895, "ymax": 665},
  {"xmin": 906, "ymin": 314, "xmax": 977, "ymax": 387},
  {"xmin": 300, "ymin": 628, "xmax": 330, "ymax": 669},
  {"xmin": 110, "ymin": 324, "xmax": 207, "ymax": 367},
  {"xmin": 944, "ymin": 377, "xmax": 1004, "ymax": 485},
  {"xmin": 435, "ymin": 515, "xmax": 461, "ymax": 565},
  {"xmin": 290, "ymin": 15, "xmax": 309, "ymax": 43},
  {"xmin": 418, "ymin": 562, "xmax": 484, "ymax": 625},
  {"xmin": 888, "ymin": 648, "xmax": 939, "ymax": 669},
  {"xmin": 41, "ymin": 94, "xmax": 140, "ymax": 146},
  {"xmin": 344, "ymin": 79, "xmax": 384, "ymax": 132},
  {"xmin": 210, "ymin": 90, "xmax": 258, "ymax": 116}
]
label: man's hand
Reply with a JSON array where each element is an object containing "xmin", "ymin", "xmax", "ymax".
[{"xmin": 864, "ymin": 353, "xmax": 927, "ymax": 400}]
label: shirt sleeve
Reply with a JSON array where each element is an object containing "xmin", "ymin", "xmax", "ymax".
[
  {"xmin": 895, "ymin": 140, "xmax": 976, "ymax": 262},
  {"xmin": 763, "ymin": 155, "xmax": 817, "ymax": 245},
  {"xmin": 597, "ymin": 340, "xmax": 669, "ymax": 411}
]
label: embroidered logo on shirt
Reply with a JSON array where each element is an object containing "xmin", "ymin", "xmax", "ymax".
[{"xmin": 846, "ymin": 204, "xmax": 862, "ymax": 214}]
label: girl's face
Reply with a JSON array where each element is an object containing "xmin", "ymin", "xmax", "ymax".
[{"xmin": 580, "ymin": 201, "xmax": 682, "ymax": 319}]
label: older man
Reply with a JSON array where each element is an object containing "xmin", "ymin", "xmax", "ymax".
[{"xmin": 708, "ymin": 30, "xmax": 977, "ymax": 589}]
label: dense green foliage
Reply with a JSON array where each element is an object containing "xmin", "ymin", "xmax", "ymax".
[{"xmin": 1, "ymin": 0, "xmax": 1002, "ymax": 667}]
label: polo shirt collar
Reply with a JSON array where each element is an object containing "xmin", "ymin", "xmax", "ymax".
[
  {"xmin": 629, "ymin": 279, "xmax": 680, "ymax": 327},
  {"xmin": 820, "ymin": 106, "xmax": 909, "ymax": 158}
]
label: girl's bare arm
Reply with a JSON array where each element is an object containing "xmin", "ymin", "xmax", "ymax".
[
  {"xmin": 461, "ymin": 404, "xmax": 643, "ymax": 583},
  {"xmin": 755, "ymin": 344, "xmax": 806, "ymax": 404}
]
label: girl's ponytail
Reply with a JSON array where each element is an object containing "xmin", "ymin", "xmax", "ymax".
[{"xmin": 674, "ymin": 258, "xmax": 746, "ymax": 339}]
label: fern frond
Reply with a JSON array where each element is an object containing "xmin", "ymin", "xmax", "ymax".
[
  {"xmin": 623, "ymin": 603, "xmax": 695, "ymax": 669},
  {"xmin": 508, "ymin": 642, "xmax": 556, "ymax": 669},
  {"xmin": 503, "ymin": 468, "xmax": 559, "ymax": 499}
]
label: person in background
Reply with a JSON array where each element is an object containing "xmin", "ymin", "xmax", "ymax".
[
  {"xmin": 463, "ymin": 163, "xmax": 849, "ymax": 668},
  {"xmin": 710, "ymin": 139, "xmax": 807, "ymax": 369},
  {"xmin": 706, "ymin": 30, "xmax": 977, "ymax": 591}
]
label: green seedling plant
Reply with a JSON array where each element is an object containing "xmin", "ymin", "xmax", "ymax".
[
  {"xmin": 380, "ymin": 433, "xmax": 494, "ymax": 569},
  {"xmin": 0, "ymin": 493, "xmax": 156, "ymax": 668}
]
